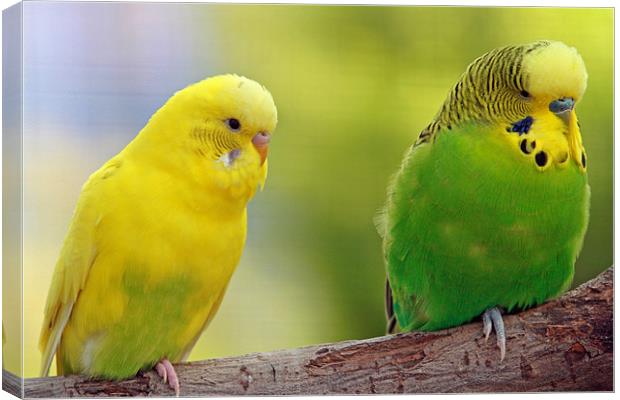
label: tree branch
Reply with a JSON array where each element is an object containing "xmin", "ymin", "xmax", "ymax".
[{"xmin": 4, "ymin": 267, "xmax": 612, "ymax": 397}]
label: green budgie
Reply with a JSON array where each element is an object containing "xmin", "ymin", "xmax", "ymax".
[{"xmin": 378, "ymin": 41, "xmax": 589, "ymax": 360}]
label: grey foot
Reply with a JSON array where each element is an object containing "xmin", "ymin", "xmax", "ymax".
[{"xmin": 482, "ymin": 307, "xmax": 506, "ymax": 361}]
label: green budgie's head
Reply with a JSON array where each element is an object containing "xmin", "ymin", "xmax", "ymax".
[
  {"xmin": 417, "ymin": 40, "xmax": 588, "ymax": 171},
  {"xmin": 419, "ymin": 41, "xmax": 587, "ymax": 138}
]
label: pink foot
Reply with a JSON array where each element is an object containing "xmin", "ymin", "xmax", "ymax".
[{"xmin": 155, "ymin": 358, "xmax": 180, "ymax": 396}]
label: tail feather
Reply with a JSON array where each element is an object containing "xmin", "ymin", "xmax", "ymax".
[{"xmin": 385, "ymin": 278, "xmax": 398, "ymax": 334}]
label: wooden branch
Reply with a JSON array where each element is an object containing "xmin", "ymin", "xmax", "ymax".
[
  {"xmin": 2, "ymin": 369, "xmax": 23, "ymax": 398},
  {"xmin": 5, "ymin": 267, "xmax": 612, "ymax": 397}
]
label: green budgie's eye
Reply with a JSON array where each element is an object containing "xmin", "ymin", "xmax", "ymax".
[{"xmin": 520, "ymin": 90, "xmax": 531, "ymax": 99}]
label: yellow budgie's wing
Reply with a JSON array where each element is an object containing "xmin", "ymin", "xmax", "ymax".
[{"xmin": 38, "ymin": 160, "xmax": 120, "ymax": 376}]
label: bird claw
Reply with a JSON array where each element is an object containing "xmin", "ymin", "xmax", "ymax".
[
  {"xmin": 481, "ymin": 307, "xmax": 506, "ymax": 362},
  {"xmin": 155, "ymin": 362, "xmax": 167, "ymax": 383},
  {"xmin": 482, "ymin": 311, "xmax": 492, "ymax": 341},
  {"xmin": 155, "ymin": 358, "xmax": 180, "ymax": 396}
]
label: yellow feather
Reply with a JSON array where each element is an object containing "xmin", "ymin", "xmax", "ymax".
[{"xmin": 523, "ymin": 41, "xmax": 588, "ymax": 102}]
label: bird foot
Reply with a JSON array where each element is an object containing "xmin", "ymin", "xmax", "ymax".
[
  {"xmin": 155, "ymin": 358, "xmax": 180, "ymax": 396},
  {"xmin": 482, "ymin": 307, "xmax": 506, "ymax": 361}
]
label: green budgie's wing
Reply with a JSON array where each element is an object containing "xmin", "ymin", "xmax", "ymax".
[
  {"xmin": 379, "ymin": 141, "xmax": 429, "ymax": 334},
  {"xmin": 375, "ymin": 203, "xmax": 397, "ymax": 334}
]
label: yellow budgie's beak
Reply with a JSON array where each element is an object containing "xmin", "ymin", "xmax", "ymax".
[{"xmin": 252, "ymin": 131, "xmax": 271, "ymax": 165}]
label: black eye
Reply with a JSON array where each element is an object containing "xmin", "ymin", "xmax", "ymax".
[
  {"xmin": 520, "ymin": 90, "xmax": 531, "ymax": 99},
  {"xmin": 226, "ymin": 118, "xmax": 241, "ymax": 131}
]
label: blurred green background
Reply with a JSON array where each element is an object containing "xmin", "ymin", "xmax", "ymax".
[{"xmin": 6, "ymin": 4, "xmax": 613, "ymax": 378}]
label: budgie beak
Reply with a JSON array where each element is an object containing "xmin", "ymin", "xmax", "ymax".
[
  {"xmin": 252, "ymin": 132, "xmax": 271, "ymax": 165},
  {"xmin": 549, "ymin": 97, "xmax": 575, "ymax": 125}
]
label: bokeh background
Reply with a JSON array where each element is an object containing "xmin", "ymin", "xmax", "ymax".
[{"xmin": 4, "ymin": 3, "xmax": 613, "ymax": 377}]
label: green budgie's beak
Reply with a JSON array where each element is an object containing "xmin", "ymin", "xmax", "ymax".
[{"xmin": 549, "ymin": 97, "xmax": 575, "ymax": 124}]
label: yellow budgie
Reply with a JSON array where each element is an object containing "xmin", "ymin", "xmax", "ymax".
[{"xmin": 39, "ymin": 75, "xmax": 277, "ymax": 394}]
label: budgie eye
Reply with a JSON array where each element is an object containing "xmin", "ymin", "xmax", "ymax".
[
  {"xmin": 519, "ymin": 90, "xmax": 531, "ymax": 99},
  {"xmin": 225, "ymin": 118, "xmax": 241, "ymax": 132}
]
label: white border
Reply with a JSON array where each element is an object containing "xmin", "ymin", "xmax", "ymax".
[{"xmin": 0, "ymin": 2, "xmax": 616, "ymax": 400}]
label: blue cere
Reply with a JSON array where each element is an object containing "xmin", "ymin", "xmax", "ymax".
[{"xmin": 509, "ymin": 116, "xmax": 534, "ymax": 135}]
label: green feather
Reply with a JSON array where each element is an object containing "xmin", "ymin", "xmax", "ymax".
[
  {"xmin": 382, "ymin": 122, "xmax": 589, "ymax": 332},
  {"xmin": 58, "ymin": 271, "xmax": 197, "ymax": 379}
]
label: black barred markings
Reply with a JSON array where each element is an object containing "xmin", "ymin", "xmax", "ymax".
[{"xmin": 415, "ymin": 41, "xmax": 551, "ymax": 147}]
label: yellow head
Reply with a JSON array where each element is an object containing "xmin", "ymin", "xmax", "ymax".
[
  {"xmin": 523, "ymin": 41, "xmax": 588, "ymax": 108},
  {"xmin": 131, "ymin": 74, "xmax": 277, "ymax": 199}
]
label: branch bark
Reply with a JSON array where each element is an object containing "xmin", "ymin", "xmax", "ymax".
[{"xmin": 5, "ymin": 267, "xmax": 613, "ymax": 397}]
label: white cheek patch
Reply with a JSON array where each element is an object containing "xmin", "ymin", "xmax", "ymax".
[{"xmin": 217, "ymin": 149, "xmax": 241, "ymax": 168}]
